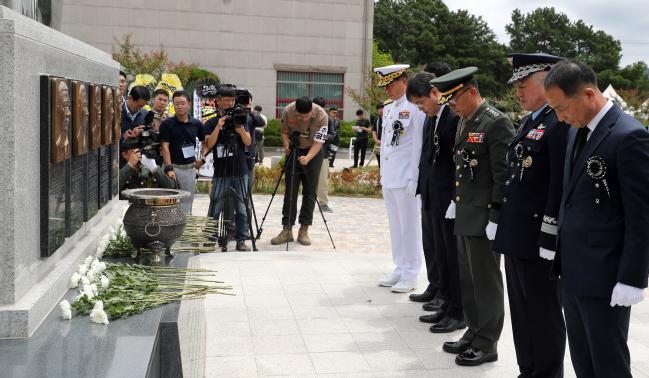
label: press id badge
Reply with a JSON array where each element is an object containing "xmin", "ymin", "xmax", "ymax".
[{"xmin": 182, "ymin": 143, "xmax": 195, "ymax": 159}]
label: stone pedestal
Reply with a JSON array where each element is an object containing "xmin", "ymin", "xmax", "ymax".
[{"xmin": 0, "ymin": 5, "xmax": 121, "ymax": 338}]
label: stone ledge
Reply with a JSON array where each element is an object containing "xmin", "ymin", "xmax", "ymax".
[{"xmin": 0, "ymin": 199, "xmax": 128, "ymax": 338}]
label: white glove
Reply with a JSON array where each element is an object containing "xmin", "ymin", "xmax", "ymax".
[
  {"xmin": 539, "ymin": 247, "xmax": 556, "ymax": 260},
  {"xmin": 445, "ymin": 201, "xmax": 456, "ymax": 219},
  {"xmin": 485, "ymin": 221, "xmax": 498, "ymax": 241},
  {"xmin": 610, "ymin": 282, "xmax": 646, "ymax": 307},
  {"xmin": 406, "ymin": 180, "xmax": 418, "ymax": 197},
  {"xmin": 140, "ymin": 155, "xmax": 158, "ymax": 173}
]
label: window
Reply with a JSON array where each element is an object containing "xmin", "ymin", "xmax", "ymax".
[{"xmin": 276, "ymin": 71, "xmax": 344, "ymax": 118}]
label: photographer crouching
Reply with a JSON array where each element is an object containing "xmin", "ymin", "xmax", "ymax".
[
  {"xmin": 271, "ymin": 97, "xmax": 329, "ymax": 246},
  {"xmin": 159, "ymin": 91, "xmax": 206, "ymax": 214},
  {"xmin": 203, "ymin": 86, "xmax": 253, "ymax": 251},
  {"xmin": 119, "ymin": 143, "xmax": 176, "ymax": 197}
]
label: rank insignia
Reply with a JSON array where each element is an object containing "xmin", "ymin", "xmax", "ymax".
[
  {"xmin": 526, "ymin": 129, "xmax": 545, "ymax": 140},
  {"xmin": 467, "ymin": 132, "xmax": 485, "ymax": 143},
  {"xmin": 398, "ymin": 110, "xmax": 410, "ymax": 120}
]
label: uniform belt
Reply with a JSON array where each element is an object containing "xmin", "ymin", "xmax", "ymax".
[{"xmin": 172, "ymin": 162, "xmax": 196, "ymax": 169}]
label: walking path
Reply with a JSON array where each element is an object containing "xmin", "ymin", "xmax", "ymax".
[{"xmin": 193, "ymin": 195, "xmax": 649, "ymax": 377}]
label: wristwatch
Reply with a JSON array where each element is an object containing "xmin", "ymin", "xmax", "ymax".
[{"xmin": 164, "ymin": 165, "xmax": 174, "ymax": 174}]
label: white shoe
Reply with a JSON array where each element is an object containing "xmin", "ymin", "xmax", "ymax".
[
  {"xmin": 391, "ymin": 280, "xmax": 415, "ymax": 293},
  {"xmin": 377, "ymin": 273, "xmax": 401, "ymax": 287}
]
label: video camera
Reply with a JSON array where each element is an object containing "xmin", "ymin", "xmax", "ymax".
[{"xmin": 122, "ymin": 110, "xmax": 162, "ymax": 160}]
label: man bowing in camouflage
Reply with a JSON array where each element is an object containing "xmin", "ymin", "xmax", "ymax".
[{"xmin": 433, "ymin": 67, "xmax": 515, "ymax": 366}]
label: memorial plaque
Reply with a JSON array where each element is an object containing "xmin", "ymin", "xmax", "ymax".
[
  {"xmin": 40, "ymin": 76, "xmax": 71, "ymax": 257},
  {"xmin": 99, "ymin": 145, "xmax": 111, "ymax": 208},
  {"xmin": 69, "ymin": 81, "xmax": 89, "ymax": 232},
  {"xmin": 112, "ymin": 87, "xmax": 122, "ymax": 198},
  {"xmin": 101, "ymin": 86, "xmax": 114, "ymax": 145},
  {"xmin": 89, "ymin": 84, "xmax": 102, "ymax": 149}
]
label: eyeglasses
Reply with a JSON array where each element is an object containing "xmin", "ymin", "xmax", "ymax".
[{"xmin": 448, "ymin": 87, "xmax": 470, "ymax": 105}]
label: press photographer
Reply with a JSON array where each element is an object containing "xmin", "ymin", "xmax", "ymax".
[
  {"xmin": 159, "ymin": 90, "xmax": 206, "ymax": 214},
  {"xmin": 271, "ymin": 96, "xmax": 328, "ymax": 246},
  {"xmin": 234, "ymin": 88, "xmax": 265, "ymax": 168},
  {"xmin": 203, "ymin": 85, "xmax": 253, "ymax": 251},
  {"xmin": 119, "ymin": 141, "xmax": 176, "ymax": 198}
]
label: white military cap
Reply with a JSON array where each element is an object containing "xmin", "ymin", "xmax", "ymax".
[{"xmin": 374, "ymin": 64, "xmax": 410, "ymax": 87}]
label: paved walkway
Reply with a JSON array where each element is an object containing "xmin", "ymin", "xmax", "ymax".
[{"xmin": 193, "ymin": 195, "xmax": 649, "ymax": 378}]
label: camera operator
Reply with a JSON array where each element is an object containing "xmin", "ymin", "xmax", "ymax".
[
  {"xmin": 253, "ymin": 105, "xmax": 267, "ymax": 164},
  {"xmin": 119, "ymin": 142, "xmax": 176, "ymax": 198},
  {"xmin": 270, "ymin": 96, "xmax": 328, "ymax": 246},
  {"xmin": 121, "ymin": 85, "xmax": 151, "ymax": 140},
  {"xmin": 235, "ymin": 89, "xmax": 265, "ymax": 165},
  {"xmin": 160, "ymin": 90, "xmax": 206, "ymax": 215},
  {"xmin": 203, "ymin": 86, "xmax": 253, "ymax": 251},
  {"xmin": 150, "ymin": 89, "xmax": 170, "ymax": 131}
]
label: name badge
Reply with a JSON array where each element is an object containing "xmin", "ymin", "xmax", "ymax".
[
  {"xmin": 467, "ymin": 132, "xmax": 485, "ymax": 143},
  {"xmin": 182, "ymin": 144, "xmax": 195, "ymax": 159}
]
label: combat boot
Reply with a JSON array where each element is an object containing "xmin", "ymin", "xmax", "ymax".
[
  {"xmin": 297, "ymin": 224, "xmax": 311, "ymax": 246},
  {"xmin": 271, "ymin": 226, "xmax": 294, "ymax": 245}
]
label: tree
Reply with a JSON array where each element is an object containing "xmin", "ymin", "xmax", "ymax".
[
  {"xmin": 506, "ymin": 8, "xmax": 623, "ymax": 77},
  {"xmin": 373, "ymin": 0, "xmax": 510, "ymax": 97}
]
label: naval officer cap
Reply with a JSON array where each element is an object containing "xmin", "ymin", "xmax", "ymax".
[
  {"xmin": 429, "ymin": 66, "xmax": 478, "ymax": 105},
  {"xmin": 507, "ymin": 52, "xmax": 564, "ymax": 84},
  {"xmin": 374, "ymin": 64, "xmax": 410, "ymax": 87}
]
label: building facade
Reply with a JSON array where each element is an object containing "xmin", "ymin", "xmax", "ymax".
[{"xmin": 4, "ymin": 0, "xmax": 373, "ymax": 120}]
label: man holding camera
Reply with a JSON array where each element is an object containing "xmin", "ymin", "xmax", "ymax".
[
  {"xmin": 254, "ymin": 105, "xmax": 268, "ymax": 164},
  {"xmin": 119, "ymin": 143, "xmax": 176, "ymax": 197},
  {"xmin": 160, "ymin": 90, "xmax": 205, "ymax": 215},
  {"xmin": 203, "ymin": 86, "xmax": 253, "ymax": 251},
  {"xmin": 271, "ymin": 97, "xmax": 329, "ymax": 246}
]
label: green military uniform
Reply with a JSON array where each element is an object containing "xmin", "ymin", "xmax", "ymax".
[{"xmin": 432, "ymin": 67, "xmax": 515, "ymax": 357}]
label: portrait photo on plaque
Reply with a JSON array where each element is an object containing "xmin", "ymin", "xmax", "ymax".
[
  {"xmin": 50, "ymin": 77, "xmax": 71, "ymax": 163},
  {"xmin": 71, "ymin": 81, "xmax": 89, "ymax": 156},
  {"xmin": 89, "ymin": 84, "xmax": 102, "ymax": 149},
  {"xmin": 101, "ymin": 86, "xmax": 114, "ymax": 145}
]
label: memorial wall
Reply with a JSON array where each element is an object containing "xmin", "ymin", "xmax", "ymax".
[{"xmin": 0, "ymin": 5, "xmax": 124, "ymax": 338}]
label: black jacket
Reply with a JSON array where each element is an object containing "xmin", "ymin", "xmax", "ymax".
[
  {"xmin": 418, "ymin": 106, "xmax": 459, "ymax": 210},
  {"xmin": 555, "ymin": 104, "xmax": 649, "ymax": 297},
  {"xmin": 494, "ymin": 105, "xmax": 569, "ymax": 259}
]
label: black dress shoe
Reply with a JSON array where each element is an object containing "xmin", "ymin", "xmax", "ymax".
[
  {"xmin": 455, "ymin": 348, "xmax": 498, "ymax": 366},
  {"xmin": 419, "ymin": 311, "xmax": 444, "ymax": 324},
  {"xmin": 409, "ymin": 291, "xmax": 435, "ymax": 303},
  {"xmin": 442, "ymin": 339, "xmax": 472, "ymax": 354},
  {"xmin": 422, "ymin": 298, "xmax": 445, "ymax": 311},
  {"xmin": 429, "ymin": 317, "xmax": 466, "ymax": 333}
]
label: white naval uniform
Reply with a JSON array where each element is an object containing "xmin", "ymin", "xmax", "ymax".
[{"xmin": 380, "ymin": 94, "xmax": 426, "ymax": 283}]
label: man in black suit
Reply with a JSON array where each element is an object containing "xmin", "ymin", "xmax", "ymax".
[
  {"xmin": 406, "ymin": 68, "xmax": 465, "ymax": 334},
  {"xmin": 545, "ymin": 59, "xmax": 649, "ymax": 378},
  {"xmin": 494, "ymin": 53, "xmax": 568, "ymax": 378}
]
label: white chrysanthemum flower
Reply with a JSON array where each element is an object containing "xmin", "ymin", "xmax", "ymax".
[
  {"xmin": 89, "ymin": 307, "xmax": 109, "ymax": 325},
  {"xmin": 73, "ymin": 293, "xmax": 83, "ymax": 302},
  {"xmin": 88, "ymin": 283, "xmax": 98, "ymax": 296},
  {"xmin": 84, "ymin": 256, "xmax": 94, "ymax": 265},
  {"xmin": 69, "ymin": 272, "xmax": 81, "ymax": 289},
  {"xmin": 82, "ymin": 285, "xmax": 95, "ymax": 299},
  {"xmin": 93, "ymin": 300, "xmax": 104, "ymax": 311},
  {"xmin": 100, "ymin": 275, "xmax": 109, "ymax": 289},
  {"xmin": 86, "ymin": 268, "xmax": 97, "ymax": 282},
  {"xmin": 59, "ymin": 300, "xmax": 72, "ymax": 320},
  {"xmin": 90, "ymin": 259, "xmax": 106, "ymax": 272},
  {"xmin": 78, "ymin": 264, "xmax": 89, "ymax": 276},
  {"xmin": 80, "ymin": 276, "xmax": 91, "ymax": 287}
]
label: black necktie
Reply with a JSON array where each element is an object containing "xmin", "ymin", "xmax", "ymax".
[
  {"xmin": 428, "ymin": 116, "xmax": 437, "ymax": 147},
  {"xmin": 572, "ymin": 127, "xmax": 589, "ymax": 171}
]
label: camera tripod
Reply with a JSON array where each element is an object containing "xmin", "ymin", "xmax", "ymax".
[
  {"xmin": 207, "ymin": 131, "xmax": 259, "ymax": 252},
  {"xmin": 257, "ymin": 131, "xmax": 335, "ymax": 250}
]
